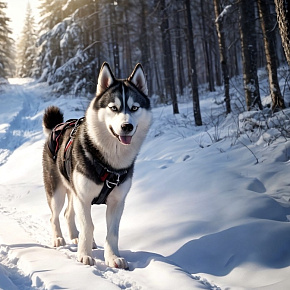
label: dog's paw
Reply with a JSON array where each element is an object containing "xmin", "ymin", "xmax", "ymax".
[
  {"xmin": 78, "ymin": 255, "xmax": 95, "ymax": 266},
  {"xmin": 106, "ymin": 256, "xmax": 129, "ymax": 270},
  {"xmin": 53, "ymin": 237, "xmax": 66, "ymax": 247}
]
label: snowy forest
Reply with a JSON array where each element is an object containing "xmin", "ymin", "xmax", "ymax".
[
  {"xmin": 0, "ymin": 0, "xmax": 290, "ymax": 124},
  {"xmin": 1, "ymin": 1, "xmax": 290, "ymax": 288}
]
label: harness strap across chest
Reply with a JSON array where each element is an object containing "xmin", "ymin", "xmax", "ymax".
[
  {"xmin": 90, "ymin": 162, "xmax": 128, "ymax": 205},
  {"xmin": 48, "ymin": 117, "xmax": 129, "ymax": 205}
]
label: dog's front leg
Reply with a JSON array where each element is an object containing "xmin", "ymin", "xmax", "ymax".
[
  {"xmin": 105, "ymin": 185, "xmax": 130, "ymax": 269},
  {"xmin": 73, "ymin": 196, "xmax": 94, "ymax": 266}
]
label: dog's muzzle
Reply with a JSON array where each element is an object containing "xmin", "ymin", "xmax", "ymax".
[{"xmin": 109, "ymin": 124, "xmax": 134, "ymax": 145}]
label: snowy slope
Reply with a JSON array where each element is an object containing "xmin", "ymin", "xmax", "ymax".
[{"xmin": 0, "ymin": 76, "xmax": 290, "ymax": 289}]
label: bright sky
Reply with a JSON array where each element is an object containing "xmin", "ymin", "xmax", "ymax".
[{"xmin": 5, "ymin": 0, "xmax": 40, "ymax": 40}]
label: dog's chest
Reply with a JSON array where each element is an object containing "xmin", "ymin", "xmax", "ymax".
[{"xmin": 72, "ymin": 170, "xmax": 103, "ymax": 202}]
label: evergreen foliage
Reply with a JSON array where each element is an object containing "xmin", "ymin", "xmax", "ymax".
[
  {"xmin": 16, "ymin": 2, "xmax": 37, "ymax": 77},
  {"xmin": 0, "ymin": 1, "xmax": 14, "ymax": 78}
]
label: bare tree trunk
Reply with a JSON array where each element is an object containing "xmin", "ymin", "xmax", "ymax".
[
  {"xmin": 274, "ymin": 0, "xmax": 290, "ymax": 66},
  {"xmin": 175, "ymin": 5, "xmax": 186, "ymax": 96},
  {"xmin": 201, "ymin": 0, "xmax": 215, "ymax": 92},
  {"xmin": 93, "ymin": 3, "xmax": 101, "ymax": 81},
  {"xmin": 122, "ymin": 0, "xmax": 132, "ymax": 76},
  {"xmin": 110, "ymin": 2, "xmax": 120, "ymax": 77},
  {"xmin": 140, "ymin": 0, "xmax": 151, "ymax": 93},
  {"xmin": 238, "ymin": 0, "xmax": 263, "ymax": 110},
  {"xmin": 257, "ymin": 0, "xmax": 285, "ymax": 111},
  {"xmin": 159, "ymin": 0, "xmax": 179, "ymax": 114},
  {"xmin": 213, "ymin": 0, "xmax": 231, "ymax": 114},
  {"xmin": 184, "ymin": 0, "xmax": 202, "ymax": 125}
]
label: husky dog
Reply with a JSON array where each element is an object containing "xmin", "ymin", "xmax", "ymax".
[{"xmin": 42, "ymin": 63, "xmax": 152, "ymax": 268}]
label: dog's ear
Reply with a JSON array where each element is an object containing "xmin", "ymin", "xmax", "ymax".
[
  {"xmin": 128, "ymin": 63, "xmax": 148, "ymax": 96},
  {"xmin": 97, "ymin": 62, "xmax": 115, "ymax": 96}
]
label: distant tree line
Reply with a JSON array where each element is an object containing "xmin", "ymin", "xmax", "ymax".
[{"xmin": 0, "ymin": 0, "xmax": 289, "ymax": 125}]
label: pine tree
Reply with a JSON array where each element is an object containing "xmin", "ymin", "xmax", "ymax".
[
  {"xmin": 35, "ymin": 0, "xmax": 101, "ymax": 92},
  {"xmin": 16, "ymin": 2, "xmax": 37, "ymax": 77},
  {"xmin": 38, "ymin": 0, "xmax": 66, "ymax": 33},
  {"xmin": 0, "ymin": 1, "xmax": 14, "ymax": 78},
  {"xmin": 35, "ymin": 0, "xmax": 72, "ymax": 81}
]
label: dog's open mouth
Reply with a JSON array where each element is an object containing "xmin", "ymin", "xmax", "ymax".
[{"xmin": 110, "ymin": 126, "xmax": 132, "ymax": 145}]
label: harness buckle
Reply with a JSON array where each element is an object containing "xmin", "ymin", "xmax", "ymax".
[{"xmin": 106, "ymin": 174, "xmax": 120, "ymax": 188}]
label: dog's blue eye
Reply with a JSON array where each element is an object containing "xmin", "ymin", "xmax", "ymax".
[{"xmin": 131, "ymin": 106, "xmax": 139, "ymax": 112}]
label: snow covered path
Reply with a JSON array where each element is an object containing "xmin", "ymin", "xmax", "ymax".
[{"xmin": 1, "ymin": 78, "xmax": 290, "ymax": 289}]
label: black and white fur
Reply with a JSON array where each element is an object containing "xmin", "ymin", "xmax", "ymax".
[{"xmin": 42, "ymin": 63, "xmax": 152, "ymax": 268}]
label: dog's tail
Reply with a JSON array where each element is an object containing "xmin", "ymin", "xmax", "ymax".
[{"xmin": 42, "ymin": 106, "xmax": 64, "ymax": 136}]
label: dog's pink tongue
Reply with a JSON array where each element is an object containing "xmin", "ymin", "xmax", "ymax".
[{"xmin": 119, "ymin": 136, "xmax": 132, "ymax": 145}]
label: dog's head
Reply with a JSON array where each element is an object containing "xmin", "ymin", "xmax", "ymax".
[{"xmin": 87, "ymin": 62, "xmax": 151, "ymax": 147}]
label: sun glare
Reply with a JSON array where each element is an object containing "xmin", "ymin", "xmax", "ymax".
[{"xmin": 5, "ymin": 0, "xmax": 39, "ymax": 40}]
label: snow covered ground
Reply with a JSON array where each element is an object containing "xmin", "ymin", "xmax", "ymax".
[{"xmin": 0, "ymin": 74, "xmax": 290, "ymax": 289}]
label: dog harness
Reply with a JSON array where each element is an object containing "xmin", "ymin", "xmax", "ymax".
[{"xmin": 48, "ymin": 118, "xmax": 129, "ymax": 205}]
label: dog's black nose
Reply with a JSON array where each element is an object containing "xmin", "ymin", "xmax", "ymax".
[{"xmin": 121, "ymin": 123, "xmax": 134, "ymax": 132}]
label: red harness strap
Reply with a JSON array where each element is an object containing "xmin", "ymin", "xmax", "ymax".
[{"xmin": 48, "ymin": 119, "xmax": 79, "ymax": 160}]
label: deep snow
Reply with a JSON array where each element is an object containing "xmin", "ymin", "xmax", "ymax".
[{"xmin": 0, "ymin": 74, "xmax": 290, "ymax": 289}]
